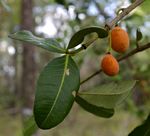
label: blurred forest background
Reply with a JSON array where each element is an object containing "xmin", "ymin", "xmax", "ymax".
[{"xmin": 0, "ymin": 0, "xmax": 150, "ymax": 136}]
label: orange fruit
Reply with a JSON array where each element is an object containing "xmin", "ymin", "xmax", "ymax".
[
  {"xmin": 111, "ymin": 26, "xmax": 129, "ymax": 53},
  {"xmin": 101, "ymin": 53, "xmax": 119, "ymax": 76}
]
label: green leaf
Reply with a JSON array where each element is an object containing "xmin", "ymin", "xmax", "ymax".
[
  {"xmin": 23, "ymin": 116, "xmax": 38, "ymax": 136},
  {"xmin": 136, "ymin": 28, "xmax": 143, "ymax": 41},
  {"xmin": 129, "ymin": 114, "xmax": 150, "ymax": 136},
  {"xmin": 78, "ymin": 80, "xmax": 136, "ymax": 109},
  {"xmin": 34, "ymin": 55, "xmax": 80, "ymax": 129},
  {"xmin": 8, "ymin": 30, "xmax": 66, "ymax": 53},
  {"xmin": 75, "ymin": 95, "xmax": 114, "ymax": 118},
  {"xmin": 67, "ymin": 27, "xmax": 108, "ymax": 49}
]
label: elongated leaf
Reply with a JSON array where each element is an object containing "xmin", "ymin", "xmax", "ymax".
[
  {"xmin": 68, "ymin": 27, "xmax": 108, "ymax": 49},
  {"xmin": 34, "ymin": 55, "xmax": 80, "ymax": 129},
  {"xmin": 75, "ymin": 95, "xmax": 114, "ymax": 118},
  {"xmin": 78, "ymin": 80, "xmax": 136, "ymax": 109},
  {"xmin": 9, "ymin": 30, "xmax": 66, "ymax": 53},
  {"xmin": 129, "ymin": 114, "xmax": 150, "ymax": 136},
  {"xmin": 23, "ymin": 116, "xmax": 38, "ymax": 136}
]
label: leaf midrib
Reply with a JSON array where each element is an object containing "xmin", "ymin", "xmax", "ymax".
[
  {"xmin": 34, "ymin": 36, "xmax": 65, "ymax": 52},
  {"xmin": 78, "ymin": 82, "xmax": 136, "ymax": 96},
  {"xmin": 41, "ymin": 55, "xmax": 69, "ymax": 126},
  {"xmin": 78, "ymin": 87, "xmax": 133, "ymax": 96}
]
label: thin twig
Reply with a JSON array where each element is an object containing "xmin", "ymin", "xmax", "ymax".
[
  {"xmin": 80, "ymin": 42, "xmax": 150, "ymax": 85},
  {"xmin": 117, "ymin": 42, "xmax": 150, "ymax": 61},
  {"xmin": 80, "ymin": 70, "xmax": 102, "ymax": 85},
  {"xmin": 105, "ymin": 0, "xmax": 145, "ymax": 30}
]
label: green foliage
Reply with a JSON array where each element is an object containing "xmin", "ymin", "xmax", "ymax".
[
  {"xmin": 9, "ymin": 26, "xmax": 139, "ymax": 131},
  {"xmin": 67, "ymin": 27, "xmax": 108, "ymax": 49},
  {"xmin": 78, "ymin": 81, "xmax": 136, "ymax": 109},
  {"xmin": 9, "ymin": 31, "xmax": 66, "ymax": 53},
  {"xmin": 34, "ymin": 55, "xmax": 80, "ymax": 129},
  {"xmin": 129, "ymin": 114, "xmax": 150, "ymax": 136},
  {"xmin": 23, "ymin": 116, "xmax": 38, "ymax": 136},
  {"xmin": 1, "ymin": 0, "xmax": 150, "ymax": 134},
  {"xmin": 75, "ymin": 95, "xmax": 114, "ymax": 118}
]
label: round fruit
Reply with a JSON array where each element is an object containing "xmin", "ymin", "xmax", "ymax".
[
  {"xmin": 111, "ymin": 26, "xmax": 129, "ymax": 53},
  {"xmin": 101, "ymin": 53, "xmax": 119, "ymax": 76}
]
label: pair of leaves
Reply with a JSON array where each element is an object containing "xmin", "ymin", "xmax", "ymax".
[
  {"xmin": 76, "ymin": 81, "xmax": 136, "ymax": 118},
  {"xmin": 34, "ymin": 58, "xmax": 136, "ymax": 129},
  {"xmin": 129, "ymin": 114, "xmax": 150, "ymax": 136},
  {"xmin": 9, "ymin": 27, "xmax": 108, "ymax": 54},
  {"xmin": 34, "ymin": 54, "xmax": 136, "ymax": 130}
]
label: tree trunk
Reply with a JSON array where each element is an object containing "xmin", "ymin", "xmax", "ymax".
[{"xmin": 20, "ymin": 0, "xmax": 36, "ymax": 115}]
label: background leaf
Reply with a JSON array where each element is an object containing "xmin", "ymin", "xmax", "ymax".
[
  {"xmin": 136, "ymin": 28, "xmax": 143, "ymax": 42},
  {"xmin": 34, "ymin": 55, "xmax": 80, "ymax": 129},
  {"xmin": 67, "ymin": 27, "xmax": 108, "ymax": 49},
  {"xmin": 128, "ymin": 114, "xmax": 150, "ymax": 136},
  {"xmin": 78, "ymin": 80, "xmax": 136, "ymax": 109},
  {"xmin": 9, "ymin": 30, "xmax": 66, "ymax": 53},
  {"xmin": 0, "ymin": 0, "xmax": 11, "ymax": 12},
  {"xmin": 23, "ymin": 116, "xmax": 38, "ymax": 136},
  {"xmin": 75, "ymin": 95, "xmax": 114, "ymax": 118}
]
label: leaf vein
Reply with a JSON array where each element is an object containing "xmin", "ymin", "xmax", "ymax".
[{"xmin": 41, "ymin": 55, "xmax": 69, "ymax": 126}]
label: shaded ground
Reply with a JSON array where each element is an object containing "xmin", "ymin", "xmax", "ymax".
[{"xmin": 0, "ymin": 103, "xmax": 141, "ymax": 136}]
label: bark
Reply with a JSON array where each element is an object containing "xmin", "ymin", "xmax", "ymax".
[{"xmin": 20, "ymin": 0, "xmax": 36, "ymax": 112}]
